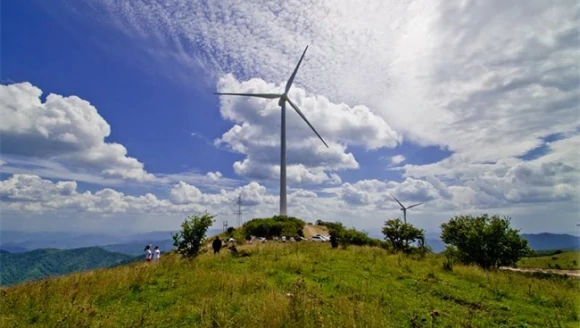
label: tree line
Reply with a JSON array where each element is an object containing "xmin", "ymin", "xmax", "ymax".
[{"xmin": 172, "ymin": 212, "xmax": 531, "ymax": 270}]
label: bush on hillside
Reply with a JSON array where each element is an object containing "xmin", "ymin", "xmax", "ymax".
[
  {"xmin": 440, "ymin": 214, "xmax": 532, "ymax": 269},
  {"xmin": 242, "ymin": 215, "xmax": 305, "ymax": 239},
  {"xmin": 318, "ymin": 221, "xmax": 344, "ymax": 248},
  {"xmin": 381, "ymin": 219, "xmax": 425, "ymax": 253},
  {"xmin": 341, "ymin": 228, "xmax": 378, "ymax": 247},
  {"xmin": 172, "ymin": 212, "xmax": 215, "ymax": 258},
  {"xmin": 317, "ymin": 220, "xmax": 382, "ymax": 248},
  {"xmin": 226, "ymin": 227, "xmax": 235, "ymax": 236}
]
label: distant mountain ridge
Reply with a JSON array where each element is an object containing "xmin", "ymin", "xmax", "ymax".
[
  {"xmin": 0, "ymin": 247, "xmax": 134, "ymax": 286},
  {"xmin": 0, "ymin": 229, "xmax": 222, "ymax": 253},
  {"xmin": 521, "ymin": 233, "xmax": 580, "ymax": 251},
  {"xmin": 101, "ymin": 239, "xmax": 176, "ymax": 256},
  {"xmin": 365, "ymin": 230, "xmax": 579, "ymax": 253},
  {"xmin": 1, "ymin": 230, "xmax": 576, "ymax": 255}
]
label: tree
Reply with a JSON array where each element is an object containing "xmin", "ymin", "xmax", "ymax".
[
  {"xmin": 326, "ymin": 222, "xmax": 344, "ymax": 249},
  {"xmin": 382, "ymin": 218, "xmax": 425, "ymax": 253},
  {"xmin": 226, "ymin": 227, "xmax": 236, "ymax": 236},
  {"xmin": 172, "ymin": 212, "xmax": 216, "ymax": 258},
  {"xmin": 440, "ymin": 214, "xmax": 531, "ymax": 269}
]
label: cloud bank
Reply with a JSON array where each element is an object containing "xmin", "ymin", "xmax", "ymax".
[{"xmin": 2, "ymin": 0, "xmax": 579, "ymax": 234}]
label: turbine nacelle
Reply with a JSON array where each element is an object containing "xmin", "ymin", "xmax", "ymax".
[{"xmin": 278, "ymin": 95, "xmax": 287, "ymax": 107}]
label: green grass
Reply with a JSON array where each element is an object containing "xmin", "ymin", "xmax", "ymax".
[
  {"xmin": 517, "ymin": 251, "xmax": 580, "ymax": 270},
  {"xmin": 1, "ymin": 243, "xmax": 579, "ymax": 328}
]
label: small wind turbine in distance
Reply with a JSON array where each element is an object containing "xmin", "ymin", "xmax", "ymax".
[
  {"xmin": 389, "ymin": 193, "xmax": 423, "ymax": 224},
  {"xmin": 214, "ymin": 45, "xmax": 329, "ymax": 217}
]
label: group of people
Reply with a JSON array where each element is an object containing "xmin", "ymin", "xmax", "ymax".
[
  {"xmin": 144, "ymin": 245, "xmax": 161, "ymax": 262},
  {"xmin": 212, "ymin": 236, "xmax": 239, "ymax": 255}
]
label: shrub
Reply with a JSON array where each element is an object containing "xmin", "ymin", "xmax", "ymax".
[
  {"xmin": 381, "ymin": 218, "xmax": 425, "ymax": 253},
  {"xmin": 226, "ymin": 227, "xmax": 235, "ymax": 235},
  {"xmin": 317, "ymin": 220, "xmax": 381, "ymax": 248},
  {"xmin": 442, "ymin": 245, "xmax": 459, "ymax": 271},
  {"xmin": 172, "ymin": 212, "xmax": 215, "ymax": 258},
  {"xmin": 242, "ymin": 215, "xmax": 305, "ymax": 239},
  {"xmin": 440, "ymin": 214, "xmax": 531, "ymax": 269}
]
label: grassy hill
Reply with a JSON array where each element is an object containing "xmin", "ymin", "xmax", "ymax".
[
  {"xmin": 517, "ymin": 251, "xmax": 580, "ymax": 270},
  {"xmin": 0, "ymin": 247, "xmax": 134, "ymax": 286},
  {"xmin": 1, "ymin": 243, "xmax": 578, "ymax": 327}
]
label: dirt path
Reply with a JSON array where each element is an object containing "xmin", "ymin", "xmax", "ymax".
[
  {"xmin": 500, "ymin": 266, "xmax": 580, "ymax": 278},
  {"xmin": 302, "ymin": 225, "xmax": 329, "ymax": 238}
]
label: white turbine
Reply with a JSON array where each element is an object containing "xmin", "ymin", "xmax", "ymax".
[
  {"xmin": 389, "ymin": 193, "xmax": 423, "ymax": 224},
  {"xmin": 214, "ymin": 45, "xmax": 329, "ymax": 216}
]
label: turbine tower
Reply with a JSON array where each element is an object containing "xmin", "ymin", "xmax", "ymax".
[
  {"xmin": 236, "ymin": 192, "xmax": 243, "ymax": 227},
  {"xmin": 389, "ymin": 193, "xmax": 423, "ymax": 224},
  {"xmin": 214, "ymin": 45, "xmax": 329, "ymax": 216}
]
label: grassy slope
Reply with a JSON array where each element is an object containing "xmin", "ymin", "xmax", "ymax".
[
  {"xmin": 1, "ymin": 243, "xmax": 579, "ymax": 328},
  {"xmin": 518, "ymin": 251, "xmax": 580, "ymax": 270},
  {"xmin": 0, "ymin": 247, "xmax": 133, "ymax": 286}
]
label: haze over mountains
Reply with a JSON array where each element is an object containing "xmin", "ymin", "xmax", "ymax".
[
  {"xmin": 1, "ymin": 229, "xmax": 578, "ymax": 256},
  {"xmin": 0, "ymin": 229, "xmax": 222, "ymax": 254}
]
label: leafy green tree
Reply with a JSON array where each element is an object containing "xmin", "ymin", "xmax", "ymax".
[
  {"xmin": 326, "ymin": 222, "xmax": 344, "ymax": 249},
  {"xmin": 172, "ymin": 212, "xmax": 215, "ymax": 258},
  {"xmin": 382, "ymin": 218, "xmax": 425, "ymax": 253},
  {"xmin": 440, "ymin": 214, "xmax": 531, "ymax": 269}
]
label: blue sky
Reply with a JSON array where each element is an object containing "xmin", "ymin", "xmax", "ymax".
[{"xmin": 1, "ymin": 0, "xmax": 578, "ymax": 236}]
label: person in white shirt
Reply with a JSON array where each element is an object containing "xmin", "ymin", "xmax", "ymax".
[
  {"xmin": 153, "ymin": 246, "xmax": 161, "ymax": 262},
  {"xmin": 144, "ymin": 245, "xmax": 152, "ymax": 263}
]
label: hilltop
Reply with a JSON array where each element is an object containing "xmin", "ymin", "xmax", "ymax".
[{"xmin": 1, "ymin": 242, "xmax": 578, "ymax": 327}]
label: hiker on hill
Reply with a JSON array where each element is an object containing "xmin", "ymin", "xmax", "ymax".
[
  {"xmin": 212, "ymin": 237, "xmax": 222, "ymax": 254},
  {"xmin": 144, "ymin": 245, "xmax": 152, "ymax": 263},
  {"xmin": 153, "ymin": 246, "xmax": 161, "ymax": 262}
]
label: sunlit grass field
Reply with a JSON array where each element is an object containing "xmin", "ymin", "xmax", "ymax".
[
  {"xmin": 517, "ymin": 251, "xmax": 580, "ymax": 270},
  {"xmin": 1, "ymin": 243, "xmax": 578, "ymax": 327}
]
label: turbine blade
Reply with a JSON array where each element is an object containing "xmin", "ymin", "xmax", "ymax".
[
  {"xmin": 285, "ymin": 45, "xmax": 309, "ymax": 93},
  {"xmin": 389, "ymin": 193, "xmax": 405, "ymax": 209},
  {"xmin": 407, "ymin": 203, "xmax": 423, "ymax": 209},
  {"xmin": 286, "ymin": 97, "xmax": 329, "ymax": 148},
  {"xmin": 214, "ymin": 92, "xmax": 282, "ymax": 99}
]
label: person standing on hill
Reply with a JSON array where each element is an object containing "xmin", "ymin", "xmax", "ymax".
[
  {"xmin": 153, "ymin": 246, "xmax": 161, "ymax": 262},
  {"xmin": 212, "ymin": 237, "xmax": 222, "ymax": 254},
  {"xmin": 144, "ymin": 245, "xmax": 152, "ymax": 263}
]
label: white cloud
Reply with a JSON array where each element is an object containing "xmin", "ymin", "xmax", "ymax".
[
  {"xmin": 4, "ymin": 1, "xmax": 579, "ymax": 234},
  {"xmin": 1, "ymin": 171, "xmax": 578, "ymax": 234},
  {"xmin": 206, "ymin": 171, "xmax": 223, "ymax": 181},
  {"xmin": 215, "ymin": 74, "xmax": 399, "ymax": 184},
  {"xmin": 391, "ymin": 155, "xmax": 405, "ymax": 165},
  {"xmin": 0, "ymin": 82, "xmax": 154, "ymax": 182},
  {"xmin": 401, "ymin": 135, "xmax": 580, "ymax": 208},
  {"xmin": 0, "ymin": 82, "xmax": 241, "ymax": 191},
  {"xmin": 0, "ymin": 174, "xmax": 333, "ymax": 226},
  {"xmin": 84, "ymin": 0, "xmax": 579, "ymax": 163}
]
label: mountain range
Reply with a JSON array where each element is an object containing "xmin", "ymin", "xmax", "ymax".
[
  {"xmin": 0, "ymin": 229, "xmax": 223, "ymax": 254},
  {"xmin": 0, "ymin": 247, "xmax": 135, "ymax": 286}
]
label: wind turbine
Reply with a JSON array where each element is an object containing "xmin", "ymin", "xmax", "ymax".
[
  {"xmin": 389, "ymin": 193, "xmax": 423, "ymax": 224},
  {"xmin": 214, "ymin": 45, "xmax": 329, "ymax": 217}
]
